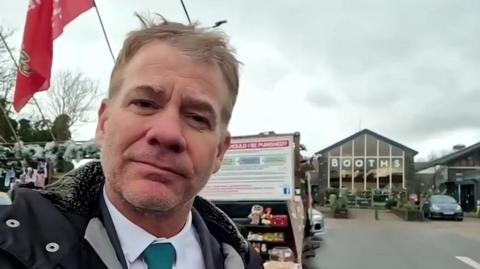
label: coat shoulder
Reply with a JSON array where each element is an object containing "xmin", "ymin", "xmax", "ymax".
[{"xmin": 0, "ymin": 188, "xmax": 95, "ymax": 268}]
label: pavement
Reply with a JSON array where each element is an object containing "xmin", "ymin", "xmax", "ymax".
[{"xmin": 303, "ymin": 208, "xmax": 480, "ymax": 269}]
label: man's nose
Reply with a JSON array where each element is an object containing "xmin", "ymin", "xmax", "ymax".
[{"xmin": 145, "ymin": 109, "xmax": 186, "ymax": 154}]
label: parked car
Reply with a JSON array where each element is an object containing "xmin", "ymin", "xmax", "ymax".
[
  {"xmin": 422, "ymin": 195, "xmax": 463, "ymax": 221},
  {"xmin": 309, "ymin": 208, "xmax": 326, "ymax": 239}
]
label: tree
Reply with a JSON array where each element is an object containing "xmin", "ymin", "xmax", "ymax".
[
  {"xmin": 51, "ymin": 114, "xmax": 71, "ymax": 141},
  {"xmin": 32, "ymin": 119, "xmax": 54, "ymax": 142},
  {"xmin": 0, "ymin": 98, "xmax": 18, "ymax": 143},
  {"xmin": 1, "ymin": 27, "xmax": 78, "ymax": 143},
  {"xmin": 45, "ymin": 70, "xmax": 99, "ymax": 127},
  {"xmin": 0, "ymin": 27, "xmax": 19, "ymax": 143},
  {"xmin": 0, "ymin": 27, "xmax": 16, "ymax": 111},
  {"xmin": 1, "ymin": 101, "xmax": 63, "ymax": 143},
  {"xmin": 17, "ymin": 118, "xmax": 35, "ymax": 142}
]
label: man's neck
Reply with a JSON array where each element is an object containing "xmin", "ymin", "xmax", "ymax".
[{"xmin": 105, "ymin": 186, "xmax": 191, "ymax": 238}]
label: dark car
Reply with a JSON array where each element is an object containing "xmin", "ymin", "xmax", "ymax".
[{"xmin": 422, "ymin": 195, "xmax": 463, "ymax": 221}]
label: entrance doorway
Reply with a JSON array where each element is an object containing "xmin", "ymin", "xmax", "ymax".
[{"xmin": 460, "ymin": 184, "xmax": 475, "ymax": 212}]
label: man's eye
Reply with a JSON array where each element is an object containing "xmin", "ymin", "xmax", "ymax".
[
  {"xmin": 132, "ymin": 99, "xmax": 156, "ymax": 109},
  {"xmin": 129, "ymin": 99, "xmax": 159, "ymax": 114},
  {"xmin": 187, "ymin": 114, "xmax": 211, "ymax": 129}
]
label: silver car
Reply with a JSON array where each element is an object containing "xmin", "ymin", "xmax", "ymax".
[{"xmin": 310, "ymin": 208, "xmax": 326, "ymax": 238}]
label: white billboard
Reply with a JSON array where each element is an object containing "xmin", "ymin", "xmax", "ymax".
[{"xmin": 201, "ymin": 135, "xmax": 295, "ymax": 201}]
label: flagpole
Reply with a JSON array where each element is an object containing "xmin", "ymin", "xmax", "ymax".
[
  {"xmin": 179, "ymin": 0, "xmax": 192, "ymax": 24},
  {"xmin": 92, "ymin": 0, "xmax": 116, "ymax": 64},
  {"xmin": 0, "ymin": 32, "xmax": 22, "ymax": 144},
  {"xmin": 0, "ymin": 31, "xmax": 57, "ymax": 142},
  {"xmin": 0, "ymin": 33, "xmax": 17, "ymax": 102},
  {"xmin": 0, "ymin": 103, "xmax": 20, "ymax": 143},
  {"xmin": 32, "ymin": 97, "xmax": 57, "ymax": 140},
  {"xmin": 0, "ymin": 134, "xmax": 7, "ymax": 143}
]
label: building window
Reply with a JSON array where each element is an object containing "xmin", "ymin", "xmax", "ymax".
[
  {"xmin": 342, "ymin": 141, "xmax": 353, "ymax": 157},
  {"xmin": 341, "ymin": 158, "xmax": 352, "ymax": 189},
  {"xmin": 354, "ymin": 136, "xmax": 365, "ymax": 156},
  {"xmin": 391, "ymin": 145, "xmax": 403, "ymax": 157},
  {"xmin": 391, "ymin": 158, "xmax": 403, "ymax": 191},
  {"xmin": 325, "ymin": 133, "xmax": 407, "ymax": 193},
  {"xmin": 379, "ymin": 141, "xmax": 390, "ymax": 156},
  {"xmin": 366, "ymin": 158, "xmax": 377, "ymax": 190},
  {"xmin": 330, "ymin": 160, "xmax": 340, "ymax": 188},
  {"xmin": 353, "ymin": 159, "xmax": 365, "ymax": 191},
  {"xmin": 378, "ymin": 157, "xmax": 390, "ymax": 189},
  {"xmin": 366, "ymin": 135, "xmax": 377, "ymax": 156},
  {"xmin": 331, "ymin": 146, "xmax": 340, "ymax": 157}
]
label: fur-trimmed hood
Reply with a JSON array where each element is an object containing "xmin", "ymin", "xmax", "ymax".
[{"xmin": 41, "ymin": 161, "xmax": 249, "ymax": 254}]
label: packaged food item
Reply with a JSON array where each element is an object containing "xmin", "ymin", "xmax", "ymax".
[
  {"xmin": 269, "ymin": 247, "xmax": 294, "ymax": 262},
  {"xmin": 271, "ymin": 215, "xmax": 289, "ymax": 227},
  {"xmin": 261, "ymin": 243, "xmax": 267, "ymax": 253},
  {"xmin": 273, "ymin": 232, "xmax": 285, "ymax": 242},
  {"xmin": 248, "ymin": 205, "xmax": 264, "ymax": 225},
  {"xmin": 261, "ymin": 207, "xmax": 273, "ymax": 225},
  {"xmin": 264, "ymin": 261, "xmax": 300, "ymax": 269}
]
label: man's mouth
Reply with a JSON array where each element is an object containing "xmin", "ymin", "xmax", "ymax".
[{"xmin": 131, "ymin": 159, "xmax": 187, "ymax": 179}]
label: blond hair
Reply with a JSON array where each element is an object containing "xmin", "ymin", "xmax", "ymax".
[{"xmin": 108, "ymin": 14, "xmax": 241, "ymax": 122}]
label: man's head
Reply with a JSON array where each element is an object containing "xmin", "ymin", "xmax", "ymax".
[
  {"xmin": 96, "ymin": 15, "xmax": 240, "ymax": 216},
  {"xmin": 108, "ymin": 15, "xmax": 240, "ymax": 123}
]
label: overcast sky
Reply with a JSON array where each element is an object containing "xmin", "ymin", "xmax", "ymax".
[{"xmin": 1, "ymin": 0, "xmax": 479, "ymax": 160}]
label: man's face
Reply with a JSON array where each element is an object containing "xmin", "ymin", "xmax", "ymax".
[{"xmin": 96, "ymin": 41, "xmax": 231, "ymax": 213}]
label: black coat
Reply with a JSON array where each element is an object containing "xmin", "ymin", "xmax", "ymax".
[{"xmin": 0, "ymin": 161, "xmax": 264, "ymax": 269}]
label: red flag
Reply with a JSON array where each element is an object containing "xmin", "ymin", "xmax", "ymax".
[{"xmin": 14, "ymin": 0, "xmax": 94, "ymax": 112}]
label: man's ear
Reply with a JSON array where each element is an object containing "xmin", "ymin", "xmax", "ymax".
[
  {"xmin": 212, "ymin": 131, "xmax": 231, "ymax": 174},
  {"xmin": 95, "ymin": 99, "xmax": 109, "ymax": 148}
]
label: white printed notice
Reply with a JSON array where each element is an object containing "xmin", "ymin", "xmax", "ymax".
[{"xmin": 201, "ymin": 135, "xmax": 294, "ymax": 201}]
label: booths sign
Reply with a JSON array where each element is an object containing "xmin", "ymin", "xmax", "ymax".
[{"xmin": 330, "ymin": 158, "xmax": 403, "ymax": 169}]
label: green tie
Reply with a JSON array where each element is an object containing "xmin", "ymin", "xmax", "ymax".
[{"xmin": 143, "ymin": 242, "xmax": 176, "ymax": 269}]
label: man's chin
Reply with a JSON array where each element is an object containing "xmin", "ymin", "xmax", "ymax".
[{"xmin": 120, "ymin": 183, "xmax": 180, "ymax": 213}]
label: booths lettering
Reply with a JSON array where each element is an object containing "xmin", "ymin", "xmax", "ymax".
[{"xmin": 330, "ymin": 158, "xmax": 402, "ymax": 169}]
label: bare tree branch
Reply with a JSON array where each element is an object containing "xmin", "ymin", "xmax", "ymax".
[
  {"xmin": 0, "ymin": 26, "xmax": 16, "ymax": 103},
  {"xmin": 45, "ymin": 70, "xmax": 100, "ymax": 126}
]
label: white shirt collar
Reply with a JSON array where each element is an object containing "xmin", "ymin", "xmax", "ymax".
[{"xmin": 103, "ymin": 187, "xmax": 193, "ymax": 264}]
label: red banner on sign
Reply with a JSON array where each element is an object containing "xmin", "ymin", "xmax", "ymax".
[{"xmin": 229, "ymin": 140, "xmax": 290, "ymax": 150}]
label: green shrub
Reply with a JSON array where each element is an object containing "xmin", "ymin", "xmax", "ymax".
[
  {"xmin": 396, "ymin": 191, "xmax": 408, "ymax": 208},
  {"xmin": 357, "ymin": 197, "xmax": 371, "ymax": 207},
  {"xmin": 334, "ymin": 195, "xmax": 348, "ymax": 209},
  {"xmin": 356, "ymin": 190, "xmax": 371, "ymax": 199},
  {"xmin": 385, "ymin": 199, "xmax": 398, "ymax": 209},
  {"xmin": 329, "ymin": 194, "xmax": 337, "ymax": 207},
  {"xmin": 326, "ymin": 188, "xmax": 339, "ymax": 197},
  {"xmin": 373, "ymin": 194, "xmax": 388, "ymax": 202},
  {"xmin": 402, "ymin": 201, "xmax": 419, "ymax": 212}
]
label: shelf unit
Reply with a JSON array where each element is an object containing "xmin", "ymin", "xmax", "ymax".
[
  {"xmin": 242, "ymin": 224, "xmax": 289, "ymax": 230},
  {"xmin": 248, "ymin": 240, "xmax": 286, "ymax": 244},
  {"xmin": 213, "ymin": 200, "xmax": 298, "ymax": 263}
]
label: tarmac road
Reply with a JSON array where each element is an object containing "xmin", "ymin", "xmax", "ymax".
[{"xmin": 303, "ymin": 208, "xmax": 480, "ymax": 269}]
